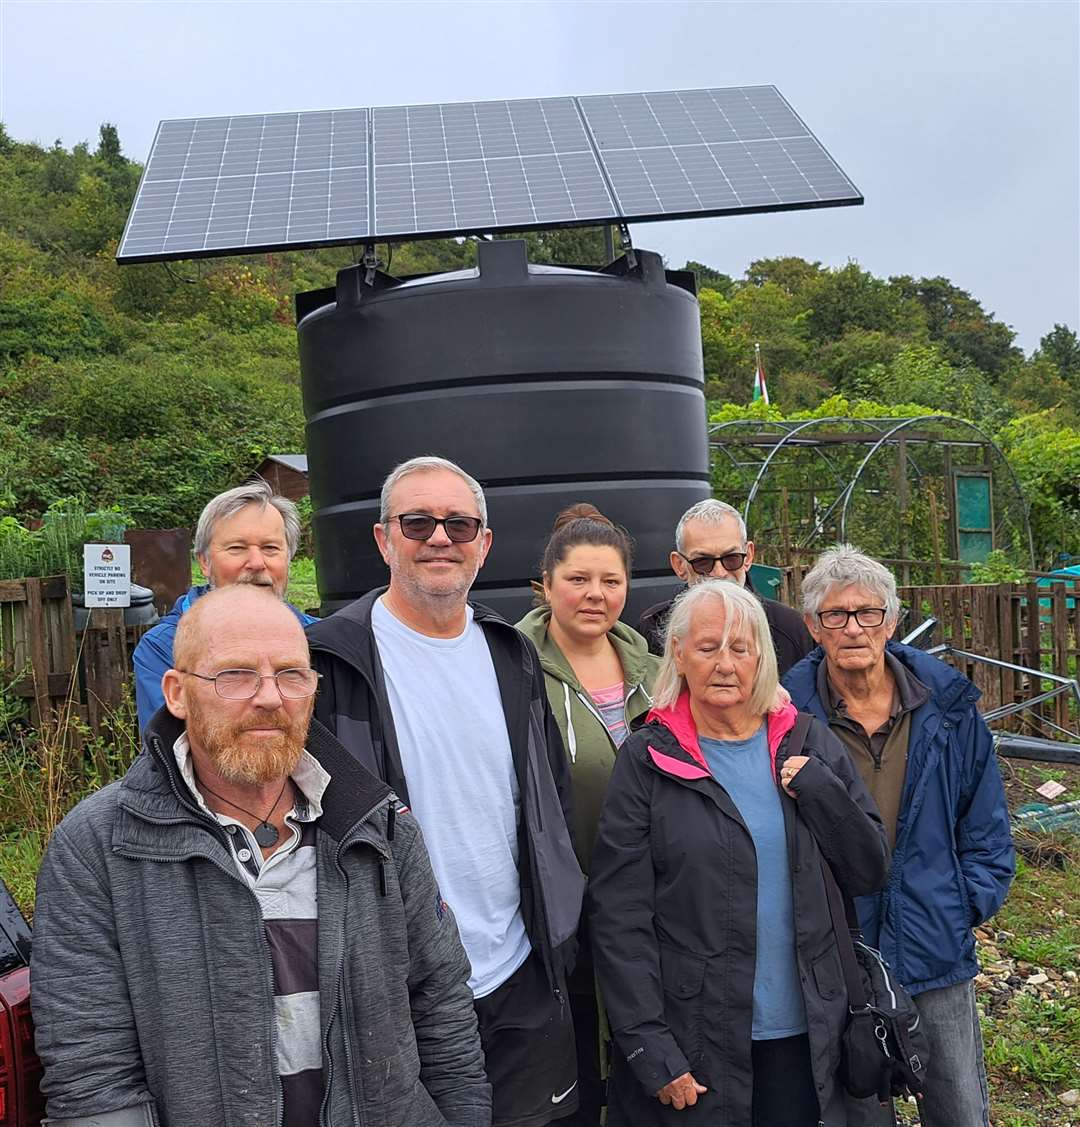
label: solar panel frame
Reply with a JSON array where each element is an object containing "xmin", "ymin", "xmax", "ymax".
[{"xmin": 116, "ymin": 86, "xmax": 862, "ymax": 264}]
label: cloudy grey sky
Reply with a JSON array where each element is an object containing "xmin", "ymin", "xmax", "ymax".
[{"xmin": 1, "ymin": 0, "xmax": 1076, "ymax": 351}]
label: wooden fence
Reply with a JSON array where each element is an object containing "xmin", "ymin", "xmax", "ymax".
[{"xmin": 0, "ymin": 575, "xmax": 150, "ymax": 736}]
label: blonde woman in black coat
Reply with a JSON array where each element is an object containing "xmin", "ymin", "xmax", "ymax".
[{"xmin": 589, "ymin": 580, "xmax": 888, "ymax": 1126}]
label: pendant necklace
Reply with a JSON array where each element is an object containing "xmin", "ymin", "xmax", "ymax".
[{"xmin": 197, "ymin": 776, "xmax": 290, "ymax": 847}]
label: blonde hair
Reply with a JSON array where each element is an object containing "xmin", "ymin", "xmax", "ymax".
[{"xmin": 652, "ymin": 579, "xmax": 779, "ymax": 714}]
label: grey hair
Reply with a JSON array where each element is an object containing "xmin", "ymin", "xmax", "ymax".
[
  {"xmin": 379, "ymin": 456, "xmax": 488, "ymax": 525},
  {"xmin": 801, "ymin": 544, "xmax": 901, "ymax": 622},
  {"xmin": 194, "ymin": 478, "xmax": 301, "ymax": 560},
  {"xmin": 675, "ymin": 499, "xmax": 747, "ymax": 553},
  {"xmin": 653, "ymin": 579, "xmax": 779, "ymax": 714}
]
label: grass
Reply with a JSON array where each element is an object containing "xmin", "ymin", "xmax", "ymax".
[{"xmin": 979, "ymin": 854, "xmax": 1080, "ymax": 1124}]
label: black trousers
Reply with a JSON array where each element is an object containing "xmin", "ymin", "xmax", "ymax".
[
  {"xmin": 474, "ymin": 951, "xmax": 579, "ymax": 1127},
  {"xmin": 751, "ymin": 1034, "xmax": 820, "ymax": 1127}
]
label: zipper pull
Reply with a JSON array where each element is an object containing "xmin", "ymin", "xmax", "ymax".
[{"xmin": 379, "ymin": 859, "xmax": 388, "ymax": 897}]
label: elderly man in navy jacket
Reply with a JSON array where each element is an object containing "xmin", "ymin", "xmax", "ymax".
[{"xmin": 784, "ymin": 545, "xmax": 1014, "ymax": 1127}]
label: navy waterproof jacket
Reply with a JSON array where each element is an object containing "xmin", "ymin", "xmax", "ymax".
[{"xmin": 783, "ymin": 641, "xmax": 1015, "ymax": 995}]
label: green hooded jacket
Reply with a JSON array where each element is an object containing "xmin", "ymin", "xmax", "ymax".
[{"xmin": 516, "ymin": 606, "xmax": 660, "ymax": 872}]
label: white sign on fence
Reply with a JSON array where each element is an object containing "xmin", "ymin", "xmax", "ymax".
[{"xmin": 83, "ymin": 544, "xmax": 131, "ymax": 608}]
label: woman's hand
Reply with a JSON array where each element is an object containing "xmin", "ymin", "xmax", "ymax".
[
  {"xmin": 656, "ymin": 1072, "xmax": 708, "ymax": 1109},
  {"xmin": 779, "ymin": 755, "xmax": 810, "ymax": 797}
]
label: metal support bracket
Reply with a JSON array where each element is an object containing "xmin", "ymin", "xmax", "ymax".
[
  {"xmin": 617, "ymin": 223, "xmax": 636, "ymax": 270},
  {"xmin": 362, "ymin": 242, "xmax": 378, "ymax": 286}
]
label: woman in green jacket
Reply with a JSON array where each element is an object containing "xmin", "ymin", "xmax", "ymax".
[{"xmin": 517, "ymin": 503, "xmax": 660, "ymax": 1127}]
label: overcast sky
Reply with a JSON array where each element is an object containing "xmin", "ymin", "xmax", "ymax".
[{"xmin": 1, "ymin": 0, "xmax": 1076, "ymax": 352}]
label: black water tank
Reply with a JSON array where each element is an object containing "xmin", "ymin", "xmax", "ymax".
[{"xmin": 297, "ymin": 239, "xmax": 709, "ymax": 624}]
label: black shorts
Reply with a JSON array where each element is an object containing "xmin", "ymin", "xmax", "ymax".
[{"xmin": 474, "ymin": 951, "xmax": 578, "ymax": 1127}]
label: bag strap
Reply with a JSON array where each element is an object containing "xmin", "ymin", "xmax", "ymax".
[
  {"xmin": 820, "ymin": 859, "xmax": 868, "ymax": 1010},
  {"xmin": 781, "ymin": 711, "xmax": 868, "ymax": 1011}
]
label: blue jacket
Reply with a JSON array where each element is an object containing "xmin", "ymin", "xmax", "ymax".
[
  {"xmin": 783, "ymin": 641, "xmax": 1015, "ymax": 995},
  {"xmin": 133, "ymin": 585, "xmax": 317, "ymax": 731}
]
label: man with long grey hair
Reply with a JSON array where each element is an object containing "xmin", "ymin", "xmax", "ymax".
[
  {"xmin": 134, "ymin": 478, "xmax": 316, "ymax": 730},
  {"xmin": 307, "ymin": 455, "xmax": 583, "ymax": 1127},
  {"xmin": 637, "ymin": 498, "xmax": 812, "ymax": 673},
  {"xmin": 783, "ymin": 545, "xmax": 1014, "ymax": 1127}
]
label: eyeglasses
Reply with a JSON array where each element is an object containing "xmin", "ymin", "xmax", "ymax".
[
  {"xmin": 678, "ymin": 550, "xmax": 748, "ymax": 577},
  {"xmin": 389, "ymin": 513, "xmax": 483, "ymax": 543},
  {"xmin": 179, "ymin": 668, "xmax": 322, "ymax": 700},
  {"xmin": 816, "ymin": 608, "xmax": 888, "ymax": 630}
]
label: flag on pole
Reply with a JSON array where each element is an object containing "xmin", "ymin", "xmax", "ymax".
[{"xmin": 752, "ymin": 342, "xmax": 769, "ymax": 404}]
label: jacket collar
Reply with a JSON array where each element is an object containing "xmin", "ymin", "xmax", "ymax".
[
  {"xmin": 786, "ymin": 640, "xmax": 978, "ymax": 722},
  {"xmin": 643, "ymin": 690, "xmax": 798, "ymax": 781},
  {"xmin": 516, "ymin": 605, "xmax": 656, "ymax": 690},
  {"xmin": 137, "ymin": 706, "xmax": 393, "ymax": 845},
  {"xmin": 307, "ymin": 585, "xmax": 519, "ymax": 673}
]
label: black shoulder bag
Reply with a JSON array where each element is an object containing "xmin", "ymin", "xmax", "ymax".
[{"xmin": 782, "ymin": 713, "xmax": 930, "ymax": 1106}]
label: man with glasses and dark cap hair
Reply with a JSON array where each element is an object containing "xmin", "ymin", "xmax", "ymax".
[
  {"xmin": 637, "ymin": 498, "xmax": 813, "ymax": 674},
  {"xmin": 783, "ymin": 545, "xmax": 1014, "ymax": 1127},
  {"xmin": 307, "ymin": 455, "xmax": 584, "ymax": 1127},
  {"xmin": 31, "ymin": 585, "xmax": 490, "ymax": 1127}
]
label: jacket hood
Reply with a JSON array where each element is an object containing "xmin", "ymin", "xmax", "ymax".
[
  {"xmin": 516, "ymin": 605, "xmax": 656, "ymax": 690},
  {"xmin": 784, "ymin": 640, "xmax": 979, "ymax": 719},
  {"xmin": 644, "ymin": 690, "xmax": 798, "ymax": 780}
]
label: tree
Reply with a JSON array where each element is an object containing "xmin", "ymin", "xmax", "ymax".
[
  {"xmin": 683, "ymin": 260, "xmax": 734, "ymax": 294},
  {"xmin": 95, "ymin": 123, "xmax": 125, "ymax": 168},
  {"xmin": 804, "ymin": 262, "xmax": 922, "ymax": 342},
  {"xmin": 745, "ymin": 256, "xmax": 823, "ymax": 295},
  {"xmin": 1037, "ymin": 324, "xmax": 1080, "ymax": 383},
  {"xmin": 889, "ymin": 274, "xmax": 1021, "ymax": 378}
]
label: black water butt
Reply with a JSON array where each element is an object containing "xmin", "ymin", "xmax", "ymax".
[{"xmin": 296, "ymin": 238, "xmax": 710, "ymax": 623}]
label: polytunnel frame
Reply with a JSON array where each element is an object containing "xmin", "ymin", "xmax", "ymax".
[{"xmin": 708, "ymin": 414, "xmax": 1035, "ymax": 563}]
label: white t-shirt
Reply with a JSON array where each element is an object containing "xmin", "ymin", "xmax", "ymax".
[{"xmin": 372, "ymin": 596, "xmax": 532, "ymax": 997}]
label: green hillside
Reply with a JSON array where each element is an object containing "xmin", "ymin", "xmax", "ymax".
[{"xmin": 2, "ymin": 122, "xmax": 1079, "ymax": 560}]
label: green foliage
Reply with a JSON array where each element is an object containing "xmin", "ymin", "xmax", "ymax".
[
  {"xmin": 1037, "ymin": 324, "xmax": 1080, "ymax": 383},
  {"xmin": 0, "ymin": 123, "xmax": 1077, "ymax": 570},
  {"xmin": 969, "ymin": 549, "xmax": 1028, "ymax": 584}
]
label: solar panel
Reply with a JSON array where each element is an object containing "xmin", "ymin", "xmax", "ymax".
[{"xmin": 117, "ymin": 87, "xmax": 861, "ymax": 263}]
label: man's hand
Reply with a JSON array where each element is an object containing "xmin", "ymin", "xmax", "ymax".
[
  {"xmin": 779, "ymin": 755, "xmax": 810, "ymax": 797},
  {"xmin": 656, "ymin": 1072, "xmax": 707, "ymax": 1109}
]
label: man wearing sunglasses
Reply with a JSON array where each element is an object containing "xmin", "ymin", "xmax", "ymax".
[
  {"xmin": 307, "ymin": 456, "xmax": 584, "ymax": 1127},
  {"xmin": 32, "ymin": 585, "xmax": 490, "ymax": 1127},
  {"xmin": 783, "ymin": 546, "xmax": 1013, "ymax": 1127},
  {"xmin": 637, "ymin": 498, "xmax": 813, "ymax": 674}
]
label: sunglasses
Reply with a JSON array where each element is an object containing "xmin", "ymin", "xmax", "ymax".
[
  {"xmin": 678, "ymin": 550, "xmax": 748, "ymax": 577},
  {"xmin": 390, "ymin": 513, "xmax": 483, "ymax": 543}
]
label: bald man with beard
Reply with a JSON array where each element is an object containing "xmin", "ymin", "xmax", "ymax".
[{"xmin": 31, "ymin": 585, "xmax": 490, "ymax": 1127}]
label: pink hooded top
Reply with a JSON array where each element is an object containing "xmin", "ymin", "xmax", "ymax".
[{"xmin": 643, "ymin": 689, "xmax": 799, "ymax": 782}]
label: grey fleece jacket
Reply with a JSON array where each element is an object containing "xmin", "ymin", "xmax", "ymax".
[{"xmin": 30, "ymin": 710, "xmax": 491, "ymax": 1127}]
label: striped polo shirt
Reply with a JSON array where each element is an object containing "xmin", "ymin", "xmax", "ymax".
[{"xmin": 174, "ymin": 734, "xmax": 329, "ymax": 1127}]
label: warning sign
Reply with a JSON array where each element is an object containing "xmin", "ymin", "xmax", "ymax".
[{"xmin": 83, "ymin": 544, "xmax": 131, "ymax": 608}]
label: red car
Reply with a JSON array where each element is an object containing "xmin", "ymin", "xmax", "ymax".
[{"xmin": 0, "ymin": 881, "xmax": 43, "ymax": 1127}]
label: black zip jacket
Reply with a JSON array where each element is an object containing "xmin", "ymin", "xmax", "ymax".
[
  {"xmin": 588, "ymin": 699, "xmax": 888, "ymax": 1127},
  {"xmin": 306, "ymin": 588, "xmax": 585, "ymax": 987}
]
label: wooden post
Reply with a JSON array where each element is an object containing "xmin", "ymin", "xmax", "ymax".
[
  {"xmin": 1052, "ymin": 586, "xmax": 1070, "ymax": 731},
  {"xmin": 896, "ymin": 438, "xmax": 910, "ymax": 587},
  {"xmin": 82, "ymin": 607, "xmax": 129, "ymax": 737},
  {"xmin": 780, "ymin": 487, "xmax": 792, "ymax": 568},
  {"xmin": 928, "ymin": 489, "xmax": 945, "ymax": 586}
]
